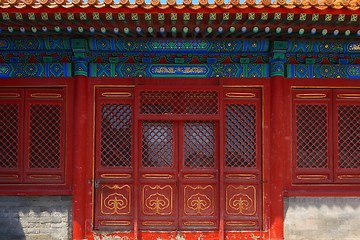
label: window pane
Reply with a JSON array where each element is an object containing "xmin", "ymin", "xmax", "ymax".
[
  {"xmin": 0, "ymin": 104, "xmax": 19, "ymax": 168},
  {"xmin": 101, "ymin": 104, "xmax": 132, "ymax": 167},
  {"xmin": 337, "ymin": 105, "xmax": 360, "ymax": 169},
  {"xmin": 225, "ymin": 104, "xmax": 257, "ymax": 168},
  {"xmin": 29, "ymin": 104, "xmax": 61, "ymax": 169},
  {"xmin": 296, "ymin": 104, "xmax": 328, "ymax": 168},
  {"xmin": 184, "ymin": 121, "xmax": 215, "ymax": 168},
  {"xmin": 142, "ymin": 121, "xmax": 174, "ymax": 167}
]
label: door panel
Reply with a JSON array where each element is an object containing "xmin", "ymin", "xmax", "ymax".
[
  {"xmin": 139, "ymin": 121, "xmax": 178, "ymax": 230},
  {"xmin": 223, "ymin": 88, "xmax": 262, "ymax": 230},
  {"xmin": 94, "ymin": 88, "xmax": 134, "ymax": 231},
  {"xmin": 180, "ymin": 121, "xmax": 219, "ymax": 230}
]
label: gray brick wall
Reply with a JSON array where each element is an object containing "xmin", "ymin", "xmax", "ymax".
[
  {"xmin": 284, "ymin": 197, "xmax": 360, "ymax": 240},
  {"xmin": 0, "ymin": 196, "xmax": 72, "ymax": 240}
]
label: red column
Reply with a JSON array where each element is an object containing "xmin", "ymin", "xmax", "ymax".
[
  {"xmin": 72, "ymin": 65, "xmax": 89, "ymax": 239},
  {"xmin": 270, "ymin": 75, "xmax": 286, "ymax": 239}
]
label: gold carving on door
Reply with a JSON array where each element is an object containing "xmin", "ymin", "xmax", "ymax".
[
  {"xmin": 101, "ymin": 185, "xmax": 131, "ymax": 215},
  {"xmin": 142, "ymin": 185, "xmax": 173, "ymax": 215},
  {"xmin": 226, "ymin": 185, "xmax": 256, "ymax": 216},
  {"xmin": 184, "ymin": 185, "xmax": 214, "ymax": 216}
]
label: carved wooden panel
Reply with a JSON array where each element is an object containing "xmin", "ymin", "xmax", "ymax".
[
  {"xmin": 142, "ymin": 184, "xmax": 174, "ymax": 216},
  {"xmin": 226, "ymin": 185, "xmax": 257, "ymax": 216},
  {"xmin": 224, "ymin": 183, "xmax": 261, "ymax": 230},
  {"xmin": 94, "ymin": 182, "xmax": 133, "ymax": 231},
  {"xmin": 183, "ymin": 185, "xmax": 215, "ymax": 216},
  {"xmin": 100, "ymin": 184, "xmax": 132, "ymax": 215},
  {"xmin": 179, "ymin": 182, "xmax": 218, "ymax": 230}
]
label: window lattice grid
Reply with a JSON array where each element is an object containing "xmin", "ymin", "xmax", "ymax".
[
  {"xmin": 225, "ymin": 104, "xmax": 257, "ymax": 168},
  {"xmin": 100, "ymin": 104, "xmax": 132, "ymax": 167},
  {"xmin": 295, "ymin": 104, "xmax": 329, "ymax": 168},
  {"xmin": 140, "ymin": 91, "xmax": 218, "ymax": 115},
  {"xmin": 29, "ymin": 104, "xmax": 62, "ymax": 169},
  {"xmin": 184, "ymin": 121, "xmax": 215, "ymax": 168},
  {"xmin": 142, "ymin": 121, "xmax": 174, "ymax": 168},
  {"xmin": 338, "ymin": 105, "xmax": 360, "ymax": 169},
  {"xmin": 0, "ymin": 104, "xmax": 19, "ymax": 168}
]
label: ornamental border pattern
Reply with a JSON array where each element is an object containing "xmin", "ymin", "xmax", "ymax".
[
  {"xmin": 0, "ymin": 63, "xmax": 72, "ymax": 78},
  {"xmin": 89, "ymin": 63, "xmax": 269, "ymax": 78},
  {"xmin": 0, "ymin": 38, "xmax": 360, "ymax": 78},
  {"xmin": 287, "ymin": 64, "xmax": 360, "ymax": 79}
]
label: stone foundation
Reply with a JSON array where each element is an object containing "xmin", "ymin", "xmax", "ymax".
[
  {"xmin": 284, "ymin": 197, "xmax": 360, "ymax": 240},
  {"xmin": 0, "ymin": 196, "xmax": 72, "ymax": 240}
]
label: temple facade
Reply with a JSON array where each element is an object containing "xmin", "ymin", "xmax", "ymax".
[{"xmin": 0, "ymin": 1, "xmax": 360, "ymax": 239}]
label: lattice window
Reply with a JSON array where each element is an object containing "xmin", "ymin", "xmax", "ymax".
[
  {"xmin": 142, "ymin": 121, "xmax": 174, "ymax": 167},
  {"xmin": 140, "ymin": 91, "xmax": 218, "ymax": 115},
  {"xmin": 101, "ymin": 104, "xmax": 132, "ymax": 167},
  {"xmin": 295, "ymin": 104, "xmax": 329, "ymax": 168},
  {"xmin": 225, "ymin": 104, "xmax": 257, "ymax": 168},
  {"xmin": 338, "ymin": 105, "xmax": 360, "ymax": 169},
  {"xmin": 0, "ymin": 104, "xmax": 19, "ymax": 168},
  {"xmin": 29, "ymin": 104, "xmax": 62, "ymax": 169},
  {"xmin": 184, "ymin": 121, "xmax": 215, "ymax": 168}
]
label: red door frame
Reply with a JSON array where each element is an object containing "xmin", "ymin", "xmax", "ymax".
[{"xmin": 82, "ymin": 77, "xmax": 273, "ymax": 240}]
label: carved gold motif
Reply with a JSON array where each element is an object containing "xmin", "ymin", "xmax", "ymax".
[
  {"xmin": 100, "ymin": 173, "xmax": 131, "ymax": 179},
  {"xmin": 103, "ymin": 193, "xmax": 128, "ymax": 214},
  {"xmin": 0, "ymin": 174, "xmax": 19, "ymax": 179},
  {"xmin": 100, "ymin": 220, "xmax": 131, "ymax": 226},
  {"xmin": 226, "ymin": 185, "xmax": 256, "ymax": 216},
  {"xmin": 142, "ymin": 173, "xmax": 173, "ymax": 179},
  {"xmin": 337, "ymin": 93, "xmax": 360, "ymax": 99},
  {"xmin": 28, "ymin": 174, "xmax": 61, "ymax": 180},
  {"xmin": 142, "ymin": 221, "xmax": 173, "ymax": 226},
  {"xmin": 187, "ymin": 193, "xmax": 212, "ymax": 214},
  {"xmin": 225, "ymin": 173, "xmax": 257, "ymax": 180},
  {"xmin": 30, "ymin": 93, "xmax": 62, "ymax": 98},
  {"xmin": 226, "ymin": 92, "xmax": 256, "ymax": 98},
  {"xmin": 184, "ymin": 185, "xmax": 214, "ymax": 216},
  {"xmin": 0, "ymin": 93, "xmax": 20, "ymax": 98},
  {"xmin": 145, "ymin": 193, "xmax": 170, "ymax": 214},
  {"xmin": 101, "ymin": 185, "xmax": 131, "ymax": 215},
  {"xmin": 101, "ymin": 92, "xmax": 132, "ymax": 98},
  {"xmin": 183, "ymin": 221, "xmax": 214, "ymax": 226},
  {"xmin": 295, "ymin": 93, "xmax": 327, "ymax": 99},
  {"xmin": 229, "ymin": 193, "xmax": 254, "ymax": 215},
  {"xmin": 296, "ymin": 174, "xmax": 328, "ymax": 180},
  {"xmin": 184, "ymin": 173, "xmax": 214, "ymax": 179},
  {"xmin": 338, "ymin": 174, "xmax": 360, "ymax": 180},
  {"xmin": 143, "ymin": 185, "xmax": 173, "ymax": 215},
  {"xmin": 226, "ymin": 221, "xmax": 256, "ymax": 226}
]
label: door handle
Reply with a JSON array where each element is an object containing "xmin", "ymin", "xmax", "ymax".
[{"xmin": 94, "ymin": 179, "xmax": 100, "ymax": 189}]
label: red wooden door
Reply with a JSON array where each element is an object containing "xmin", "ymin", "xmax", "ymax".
[
  {"xmin": 94, "ymin": 86, "xmax": 263, "ymax": 232},
  {"xmin": 139, "ymin": 120, "xmax": 218, "ymax": 230}
]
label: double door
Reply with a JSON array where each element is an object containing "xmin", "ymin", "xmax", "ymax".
[{"xmin": 139, "ymin": 120, "xmax": 218, "ymax": 230}]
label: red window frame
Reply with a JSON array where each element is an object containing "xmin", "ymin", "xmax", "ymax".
[
  {"xmin": 0, "ymin": 78, "xmax": 73, "ymax": 195},
  {"xmin": 292, "ymin": 87, "xmax": 360, "ymax": 185}
]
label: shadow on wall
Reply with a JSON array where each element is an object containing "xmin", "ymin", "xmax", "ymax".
[
  {"xmin": 0, "ymin": 211, "xmax": 25, "ymax": 240},
  {"xmin": 284, "ymin": 197, "xmax": 360, "ymax": 240},
  {"xmin": 0, "ymin": 196, "xmax": 72, "ymax": 240}
]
